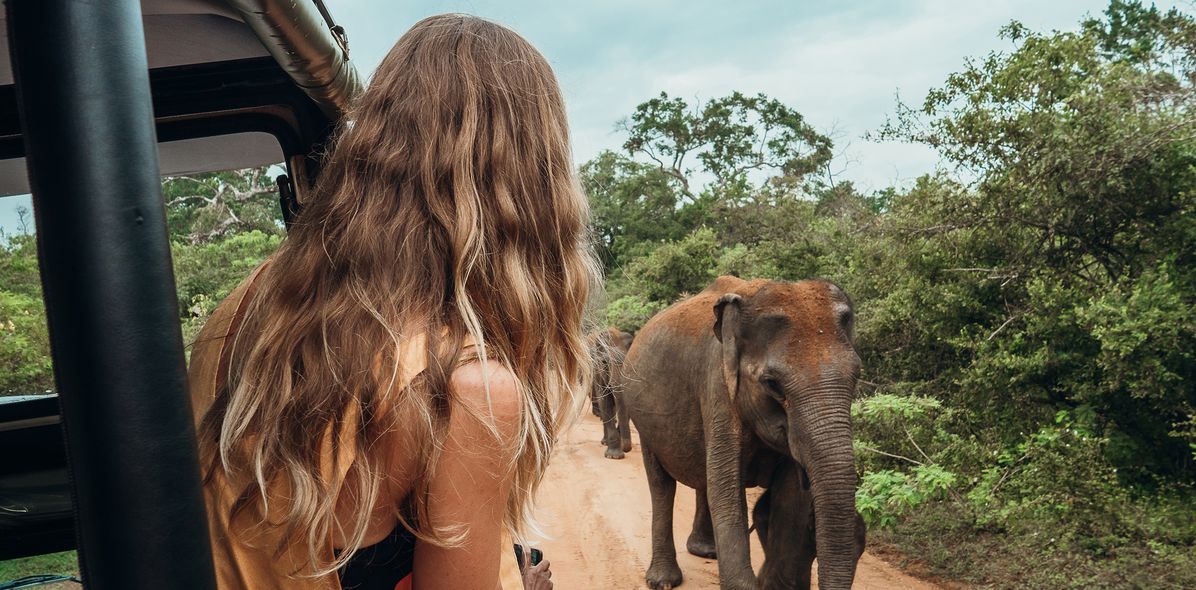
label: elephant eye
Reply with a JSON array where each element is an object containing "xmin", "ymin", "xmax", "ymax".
[{"xmin": 761, "ymin": 377, "xmax": 785, "ymax": 400}]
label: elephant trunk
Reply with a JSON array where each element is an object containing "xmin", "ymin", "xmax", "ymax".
[{"xmin": 790, "ymin": 383, "xmax": 857, "ymax": 590}]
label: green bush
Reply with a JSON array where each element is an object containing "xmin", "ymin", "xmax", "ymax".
[
  {"xmin": 621, "ymin": 227, "xmax": 720, "ymax": 303},
  {"xmin": 603, "ymin": 294, "xmax": 667, "ymax": 333},
  {"xmin": 857, "ymin": 465, "xmax": 956, "ymax": 529},
  {"xmin": 0, "ymin": 290, "xmax": 52, "ymax": 395},
  {"xmin": 967, "ymin": 413, "xmax": 1126, "ymax": 538},
  {"xmin": 172, "ymin": 230, "xmax": 281, "ymax": 317}
]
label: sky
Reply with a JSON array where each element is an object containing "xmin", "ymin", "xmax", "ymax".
[{"xmin": 0, "ymin": 0, "xmax": 1182, "ymax": 235}]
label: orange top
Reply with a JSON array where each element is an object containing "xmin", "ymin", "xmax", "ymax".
[
  {"xmin": 188, "ymin": 262, "xmax": 370, "ymax": 589},
  {"xmin": 188, "ymin": 262, "xmax": 524, "ymax": 590}
]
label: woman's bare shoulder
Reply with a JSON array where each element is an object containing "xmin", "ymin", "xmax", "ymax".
[{"xmin": 448, "ymin": 358, "xmax": 523, "ymax": 439}]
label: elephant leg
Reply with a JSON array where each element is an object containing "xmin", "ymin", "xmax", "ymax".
[
  {"xmin": 704, "ymin": 428, "xmax": 755, "ymax": 589},
  {"xmin": 596, "ymin": 384, "xmax": 615, "ymax": 445},
  {"xmin": 686, "ymin": 487, "xmax": 717, "ymax": 558},
  {"xmin": 751, "ymin": 487, "xmax": 771, "ymax": 547},
  {"xmin": 599, "ymin": 388, "xmax": 624, "ymax": 459},
  {"xmin": 794, "ymin": 534, "xmax": 814, "ymax": 590},
  {"xmin": 642, "ymin": 446, "xmax": 683, "ymax": 589},
  {"xmin": 616, "ymin": 390, "xmax": 633, "ymax": 453},
  {"xmin": 759, "ymin": 464, "xmax": 814, "ymax": 590},
  {"xmin": 590, "ymin": 385, "xmax": 601, "ymax": 417},
  {"xmin": 854, "ymin": 511, "xmax": 867, "ymax": 562},
  {"xmin": 772, "ymin": 517, "xmax": 812, "ymax": 590}
]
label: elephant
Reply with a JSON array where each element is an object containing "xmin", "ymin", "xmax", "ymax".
[
  {"xmin": 590, "ymin": 327, "xmax": 635, "ymax": 459},
  {"xmin": 621, "ymin": 276, "xmax": 862, "ymax": 589},
  {"xmin": 751, "ymin": 460, "xmax": 866, "ymax": 590}
]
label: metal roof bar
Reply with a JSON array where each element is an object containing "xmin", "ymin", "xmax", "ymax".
[{"xmin": 224, "ymin": 0, "xmax": 364, "ymax": 119}]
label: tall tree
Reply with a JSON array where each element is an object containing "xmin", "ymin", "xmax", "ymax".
[
  {"xmin": 877, "ymin": 0, "xmax": 1196, "ymax": 479},
  {"xmin": 621, "ymin": 91, "xmax": 834, "ymax": 204},
  {"xmin": 584, "ymin": 92, "xmax": 834, "ymax": 272},
  {"xmin": 162, "ymin": 166, "xmax": 283, "ymax": 244},
  {"xmin": 581, "ymin": 150, "xmax": 689, "ymax": 270}
]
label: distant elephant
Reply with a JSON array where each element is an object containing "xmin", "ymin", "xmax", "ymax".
[
  {"xmin": 752, "ymin": 460, "xmax": 866, "ymax": 589},
  {"xmin": 590, "ymin": 327, "xmax": 634, "ymax": 459},
  {"xmin": 622, "ymin": 276, "xmax": 862, "ymax": 589}
]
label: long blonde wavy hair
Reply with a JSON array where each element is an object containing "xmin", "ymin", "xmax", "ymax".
[{"xmin": 196, "ymin": 13, "xmax": 597, "ymax": 574}]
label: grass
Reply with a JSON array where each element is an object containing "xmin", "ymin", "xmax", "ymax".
[
  {"xmin": 0, "ymin": 551, "xmax": 79, "ymax": 585},
  {"xmin": 870, "ymin": 501, "xmax": 1196, "ymax": 590}
]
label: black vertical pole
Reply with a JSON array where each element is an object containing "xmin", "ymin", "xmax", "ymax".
[{"xmin": 6, "ymin": 1, "xmax": 216, "ymax": 588}]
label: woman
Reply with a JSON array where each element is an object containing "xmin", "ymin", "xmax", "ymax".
[{"xmin": 188, "ymin": 14, "xmax": 595, "ymax": 589}]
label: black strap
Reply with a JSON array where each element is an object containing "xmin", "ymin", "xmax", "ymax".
[{"xmin": 337, "ymin": 526, "xmax": 416, "ymax": 590}]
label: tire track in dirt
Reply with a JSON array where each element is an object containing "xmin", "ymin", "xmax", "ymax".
[{"xmin": 529, "ymin": 413, "xmax": 944, "ymax": 589}]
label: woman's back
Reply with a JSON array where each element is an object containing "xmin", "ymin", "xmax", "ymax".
[
  {"xmin": 191, "ymin": 262, "xmax": 530, "ymax": 589},
  {"xmin": 190, "ymin": 13, "xmax": 595, "ymax": 589}
]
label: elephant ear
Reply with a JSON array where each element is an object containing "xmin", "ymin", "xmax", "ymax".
[{"xmin": 713, "ymin": 293, "xmax": 743, "ymax": 402}]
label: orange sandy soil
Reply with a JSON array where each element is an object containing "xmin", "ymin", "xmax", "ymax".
[{"xmin": 530, "ymin": 413, "xmax": 947, "ymax": 589}]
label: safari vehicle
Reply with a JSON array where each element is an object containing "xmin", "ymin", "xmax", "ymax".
[{"xmin": 0, "ymin": 1, "xmax": 361, "ymax": 587}]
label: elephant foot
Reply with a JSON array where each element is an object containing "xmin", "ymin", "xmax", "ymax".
[
  {"xmin": 601, "ymin": 436, "xmax": 615, "ymax": 447},
  {"xmin": 685, "ymin": 533, "xmax": 717, "ymax": 559},
  {"xmin": 621, "ymin": 439, "xmax": 633, "ymax": 453},
  {"xmin": 604, "ymin": 447, "xmax": 625, "ymax": 460},
  {"xmin": 645, "ymin": 560, "xmax": 683, "ymax": 589}
]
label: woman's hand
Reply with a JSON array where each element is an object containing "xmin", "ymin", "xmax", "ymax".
[{"xmin": 520, "ymin": 552, "xmax": 553, "ymax": 590}]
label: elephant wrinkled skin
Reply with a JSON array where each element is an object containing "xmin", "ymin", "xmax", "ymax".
[{"xmin": 622, "ymin": 276, "xmax": 863, "ymax": 589}]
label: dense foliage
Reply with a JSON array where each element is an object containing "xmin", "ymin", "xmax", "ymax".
[
  {"xmin": 164, "ymin": 167, "xmax": 285, "ymax": 344},
  {"xmin": 590, "ymin": 2, "xmax": 1196, "ymax": 587},
  {"xmin": 0, "ymin": 166, "xmax": 283, "ymax": 394},
  {"xmin": 0, "ymin": 228, "xmax": 51, "ymax": 394}
]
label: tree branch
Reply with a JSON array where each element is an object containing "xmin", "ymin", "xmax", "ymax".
[
  {"xmin": 166, "ymin": 194, "xmax": 217, "ymax": 208},
  {"xmin": 987, "ymin": 313, "xmax": 1021, "ymax": 341},
  {"xmin": 858, "ymin": 445, "xmax": 923, "ymax": 466}
]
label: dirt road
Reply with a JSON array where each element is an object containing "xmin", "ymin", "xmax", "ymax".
[{"xmin": 530, "ymin": 413, "xmax": 942, "ymax": 589}]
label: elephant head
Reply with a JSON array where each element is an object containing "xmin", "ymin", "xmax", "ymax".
[
  {"xmin": 713, "ymin": 280, "xmax": 860, "ymax": 588},
  {"xmin": 608, "ymin": 328, "xmax": 634, "ymax": 357},
  {"xmin": 590, "ymin": 327, "xmax": 634, "ymax": 399}
]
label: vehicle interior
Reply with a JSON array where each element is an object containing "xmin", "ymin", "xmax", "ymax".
[{"xmin": 0, "ymin": 1, "xmax": 361, "ymax": 587}]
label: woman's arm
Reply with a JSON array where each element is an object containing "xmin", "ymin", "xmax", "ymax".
[{"xmin": 412, "ymin": 360, "xmax": 523, "ymax": 590}]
